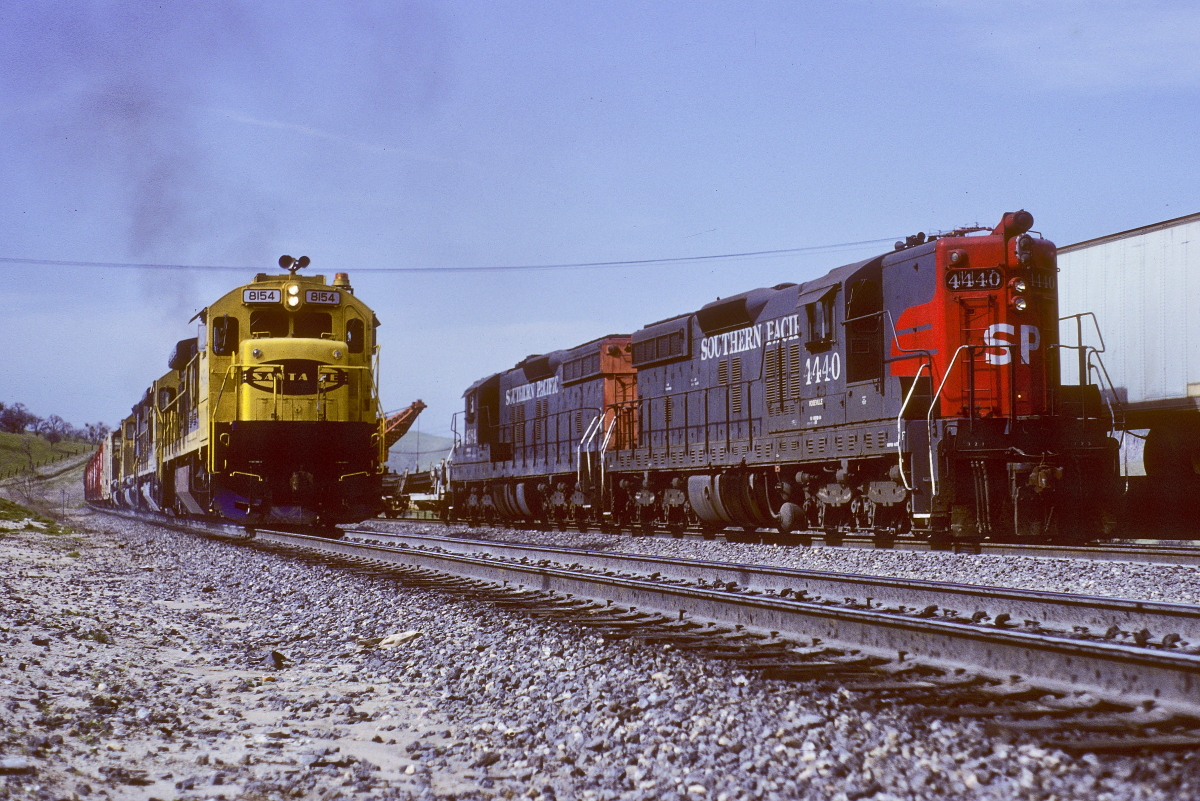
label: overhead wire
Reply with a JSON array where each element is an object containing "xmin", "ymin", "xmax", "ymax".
[{"xmin": 0, "ymin": 235, "xmax": 902, "ymax": 274}]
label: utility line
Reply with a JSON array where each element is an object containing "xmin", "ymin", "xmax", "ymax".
[{"xmin": 0, "ymin": 236, "xmax": 900, "ymax": 274}]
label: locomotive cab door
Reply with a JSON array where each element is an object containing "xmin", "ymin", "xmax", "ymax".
[
  {"xmin": 845, "ymin": 277, "xmax": 885, "ymax": 424},
  {"xmin": 958, "ymin": 296, "xmax": 1002, "ymax": 419},
  {"xmin": 798, "ymin": 287, "xmax": 845, "ymax": 429}
]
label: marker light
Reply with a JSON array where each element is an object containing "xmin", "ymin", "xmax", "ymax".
[
  {"xmin": 333, "ymin": 350, "xmax": 343, "ymax": 359},
  {"xmin": 252, "ymin": 348, "xmax": 262, "ymax": 358},
  {"xmin": 1016, "ymin": 234, "xmax": 1035, "ymax": 265}
]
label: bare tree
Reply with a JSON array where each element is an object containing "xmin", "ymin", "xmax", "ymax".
[
  {"xmin": 0, "ymin": 403, "xmax": 38, "ymax": 434},
  {"xmin": 39, "ymin": 415, "xmax": 71, "ymax": 445}
]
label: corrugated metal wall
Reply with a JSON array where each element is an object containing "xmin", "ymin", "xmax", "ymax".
[{"xmin": 1057, "ymin": 214, "xmax": 1200, "ymax": 405}]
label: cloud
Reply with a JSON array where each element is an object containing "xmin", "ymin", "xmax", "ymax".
[{"xmin": 208, "ymin": 107, "xmax": 457, "ymax": 164}]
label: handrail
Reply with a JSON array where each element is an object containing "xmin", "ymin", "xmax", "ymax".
[
  {"xmin": 895, "ymin": 361, "xmax": 930, "ymax": 491},
  {"xmin": 500, "ymin": 406, "xmax": 604, "ymax": 471},
  {"xmin": 1056, "ymin": 310, "xmax": 1119, "ymax": 427},
  {"xmin": 576, "ymin": 414, "xmax": 602, "ymax": 486},
  {"xmin": 1059, "ymin": 311, "xmax": 1107, "ymax": 388},
  {"xmin": 598, "ymin": 412, "xmax": 620, "ymax": 502},
  {"xmin": 885, "ymin": 309, "xmax": 938, "ymax": 363},
  {"xmin": 925, "ymin": 345, "xmax": 977, "ymax": 498},
  {"xmin": 1086, "ymin": 346, "xmax": 1125, "ymax": 443}
]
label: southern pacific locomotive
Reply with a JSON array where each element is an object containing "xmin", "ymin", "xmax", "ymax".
[
  {"xmin": 85, "ymin": 257, "xmax": 386, "ymax": 526},
  {"xmin": 448, "ymin": 212, "xmax": 1120, "ymax": 543}
]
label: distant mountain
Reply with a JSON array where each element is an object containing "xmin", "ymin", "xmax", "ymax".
[{"xmin": 386, "ymin": 430, "xmax": 455, "ymax": 474}]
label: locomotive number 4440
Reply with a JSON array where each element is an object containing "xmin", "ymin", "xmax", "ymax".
[{"xmin": 946, "ymin": 269, "xmax": 1003, "ymax": 290}]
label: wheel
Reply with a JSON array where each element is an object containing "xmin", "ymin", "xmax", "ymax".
[{"xmin": 778, "ymin": 502, "xmax": 803, "ymax": 535}]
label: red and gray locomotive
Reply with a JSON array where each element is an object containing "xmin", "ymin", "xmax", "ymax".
[{"xmin": 449, "ymin": 212, "xmax": 1119, "ymax": 543}]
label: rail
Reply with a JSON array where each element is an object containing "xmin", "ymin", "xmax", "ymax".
[
  {"xmin": 349, "ymin": 527, "xmax": 1200, "ymax": 646},
  {"xmin": 250, "ymin": 525, "xmax": 1200, "ymax": 718}
]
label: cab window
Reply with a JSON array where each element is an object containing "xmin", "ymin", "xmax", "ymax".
[
  {"xmin": 212, "ymin": 316, "xmax": 239, "ymax": 355},
  {"xmin": 805, "ymin": 292, "xmax": 836, "ymax": 348},
  {"xmin": 346, "ymin": 318, "xmax": 365, "ymax": 353},
  {"xmin": 250, "ymin": 308, "xmax": 289, "ymax": 338},
  {"xmin": 294, "ymin": 312, "xmax": 333, "ymax": 339}
]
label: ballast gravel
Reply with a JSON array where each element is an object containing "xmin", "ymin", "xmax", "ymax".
[
  {"xmin": 1, "ymin": 511, "xmax": 1198, "ymax": 801},
  {"xmin": 363, "ymin": 519, "xmax": 1200, "ymax": 607}
]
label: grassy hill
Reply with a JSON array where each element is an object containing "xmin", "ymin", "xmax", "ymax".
[
  {"xmin": 0, "ymin": 432, "xmax": 94, "ymax": 480},
  {"xmin": 386, "ymin": 430, "xmax": 455, "ymax": 474}
]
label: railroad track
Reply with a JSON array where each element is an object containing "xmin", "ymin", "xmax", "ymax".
[
  {"xmin": 379, "ymin": 512, "xmax": 1200, "ymax": 566},
  {"xmin": 97, "ymin": 508, "xmax": 1200, "ymax": 754},
  {"xmin": 344, "ymin": 527, "xmax": 1200, "ymax": 647}
]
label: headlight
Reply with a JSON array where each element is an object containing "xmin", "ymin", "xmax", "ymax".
[
  {"xmin": 287, "ymin": 284, "xmax": 300, "ymax": 296},
  {"xmin": 1010, "ymin": 278, "xmax": 1027, "ymax": 293},
  {"xmin": 287, "ymin": 295, "xmax": 300, "ymax": 308},
  {"xmin": 1011, "ymin": 297, "xmax": 1028, "ymax": 312}
]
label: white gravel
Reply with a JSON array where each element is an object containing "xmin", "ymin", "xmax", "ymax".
[
  {"xmin": 362, "ymin": 519, "xmax": 1200, "ymax": 607},
  {"xmin": 1, "ymin": 507, "xmax": 1198, "ymax": 800}
]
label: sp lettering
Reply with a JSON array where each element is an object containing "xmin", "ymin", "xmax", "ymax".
[{"xmin": 983, "ymin": 324, "xmax": 1040, "ymax": 366}]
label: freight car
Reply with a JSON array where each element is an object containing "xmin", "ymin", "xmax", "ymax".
[
  {"xmin": 1057, "ymin": 212, "xmax": 1200, "ymax": 533},
  {"xmin": 85, "ymin": 257, "xmax": 387, "ymax": 526},
  {"xmin": 448, "ymin": 212, "xmax": 1120, "ymax": 543}
]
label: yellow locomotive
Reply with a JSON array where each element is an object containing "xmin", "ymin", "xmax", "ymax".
[{"xmin": 86, "ymin": 256, "xmax": 386, "ymax": 526}]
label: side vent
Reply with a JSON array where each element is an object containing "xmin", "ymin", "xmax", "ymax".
[{"xmin": 632, "ymin": 316, "xmax": 691, "ymax": 368}]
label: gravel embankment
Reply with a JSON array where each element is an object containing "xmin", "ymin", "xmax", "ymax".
[
  {"xmin": 362, "ymin": 520, "xmax": 1200, "ymax": 606},
  {"xmin": 2, "ymin": 509, "xmax": 1199, "ymax": 800}
]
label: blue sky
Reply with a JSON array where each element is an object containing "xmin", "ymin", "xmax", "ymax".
[{"xmin": 2, "ymin": 1, "xmax": 1198, "ymax": 438}]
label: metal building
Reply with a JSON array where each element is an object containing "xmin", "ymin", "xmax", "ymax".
[{"xmin": 1057, "ymin": 211, "xmax": 1200, "ymax": 531}]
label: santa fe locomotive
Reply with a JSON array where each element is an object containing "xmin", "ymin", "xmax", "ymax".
[
  {"xmin": 84, "ymin": 257, "xmax": 387, "ymax": 526},
  {"xmin": 447, "ymin": 212, "xmax": 1120, "ymax": 543}
]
